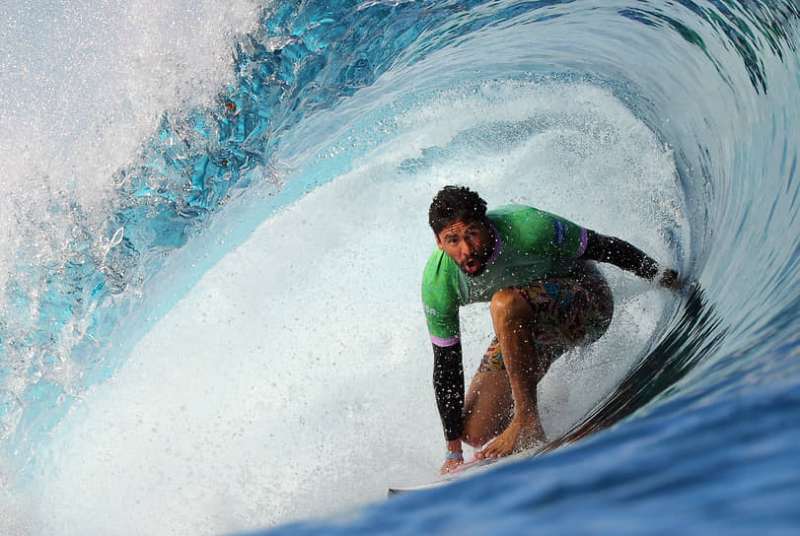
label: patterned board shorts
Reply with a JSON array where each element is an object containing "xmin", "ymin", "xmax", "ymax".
[{"xmin": 478, "ymin": 269, "xmax": 614, "ymax": 373}]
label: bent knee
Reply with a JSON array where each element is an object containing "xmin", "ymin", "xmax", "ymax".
[
  {"xmin": 490, "ymin": 288, "xmax": 530, "ymax": 323},
  {"xmin": 462, "ymin": 432, "xmax": 489, "ymax": 449},
  {"xmin": 463, "ymin": 417, "xmax": 511, "ymax": 448},
  {"xmin": 462, "ymin": 426, "xmax": 496, "ymax": 449}
]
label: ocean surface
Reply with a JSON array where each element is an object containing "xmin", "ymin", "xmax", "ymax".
[{"xmin": 1, "ymin": 0, "xmax": 799, "ymax": 534}]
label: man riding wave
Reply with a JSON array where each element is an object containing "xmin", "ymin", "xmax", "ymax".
[{"xmin": 422, "ymin": 185, "xmax": 681, "ymax": 474}]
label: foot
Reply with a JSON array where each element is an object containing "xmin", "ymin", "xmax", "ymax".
[{"xmin": 476, "ymin": 418, "xmax": 545, "ymax": 459}]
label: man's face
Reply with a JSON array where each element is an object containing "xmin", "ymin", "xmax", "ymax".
[{"xmin": 436, "ymin": 219, "xmax": 494, "ymax": 276}]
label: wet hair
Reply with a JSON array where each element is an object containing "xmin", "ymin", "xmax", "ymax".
[{"xmin": 428, "ymin": 185, "xmax": 488, "ymax": 235}]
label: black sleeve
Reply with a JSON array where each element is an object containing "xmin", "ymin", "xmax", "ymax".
[
  {"xmin": 432, "ymin": 342, "xmax": 465, "ymax": 442},
  {"xmin": 583, "ymin": 229, "xmax": 659, "ymax": 281}
]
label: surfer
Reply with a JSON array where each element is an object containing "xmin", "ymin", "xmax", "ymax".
[{"xmin": 422, "ymin": 185, "xmax": 682, "ymax": 474}]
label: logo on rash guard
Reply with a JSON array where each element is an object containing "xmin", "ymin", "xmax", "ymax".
[
  {"xmin": 553, "ymin": 220, "xmax": 567, "ymax": 244},
  {"xmin": 424, "ymin": 304, "xmax": 437, "ymax": 316}
]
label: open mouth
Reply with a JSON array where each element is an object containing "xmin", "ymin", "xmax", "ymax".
[{"xmin": 464, "ymin": 258, "xmax": 480, "ymax": 274}]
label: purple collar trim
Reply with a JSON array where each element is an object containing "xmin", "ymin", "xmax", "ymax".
[{"xmin": 486, "ymin": 223, "xmax": 502, "ymax": 266}]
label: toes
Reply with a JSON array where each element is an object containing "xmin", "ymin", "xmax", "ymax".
[{"xmin": 482, "ymin": 438, "xmax": 511, "ymax": 459}]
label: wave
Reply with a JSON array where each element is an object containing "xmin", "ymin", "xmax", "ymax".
[{"xmin": 1, "ymin": 0, "xmax": 799, "ymax": 534}]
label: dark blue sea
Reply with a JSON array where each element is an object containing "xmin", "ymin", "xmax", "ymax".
[{"xmin": 1, "ymin": 0, "xmax": 799, "ymax": 534}]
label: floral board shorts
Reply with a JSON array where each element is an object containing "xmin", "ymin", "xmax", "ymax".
[{"xmin": 477, "ymin": 268, "xmax": 614, "ymax": 373}]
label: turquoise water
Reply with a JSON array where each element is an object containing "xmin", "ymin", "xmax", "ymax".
[{"xmin": 1, "ymin": 1, "xmax": 799, "ymax": 534}]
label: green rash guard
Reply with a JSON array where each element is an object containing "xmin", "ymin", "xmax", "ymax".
[{"xmin": 421, "ymin": 205, "xmax": 588, "ymax": 348}]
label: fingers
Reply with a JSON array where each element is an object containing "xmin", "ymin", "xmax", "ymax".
[
  {"xmin": 440, "ymin": 457, "xmax": 464, "ymax": 475},
  {"xmin": 659, "ymin": 269, "xmax": 683, "ymax": 292}
]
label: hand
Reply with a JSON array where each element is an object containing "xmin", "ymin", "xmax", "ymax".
[
  {"xmin": 440, "ymin": 454, "xmax": 464, "ymax": 475},
  {"xmin": 659, "ymin": 269, "xmax": 683, "ymax": 292}
]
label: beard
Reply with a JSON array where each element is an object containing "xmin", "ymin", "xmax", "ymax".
[{"xmin": 460, "ymin": 252, "xmax": 489, "ymax": 276}]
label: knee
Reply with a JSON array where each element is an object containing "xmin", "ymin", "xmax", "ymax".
[
  {"xmin": 462, "ymin": 425, "xmax": 492, "ymax": 448},
  {"xmin": 490, "ymin": 288, "xmax": 529, "ymax": 325}
]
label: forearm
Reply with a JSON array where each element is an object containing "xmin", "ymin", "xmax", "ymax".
[
  {"xmin": 583, "ymin": 229, "xmax": 659, "ymax": 280},
  {"xmin": 432, "ymin": 343, "xmax": 465, "ymax": 442}
]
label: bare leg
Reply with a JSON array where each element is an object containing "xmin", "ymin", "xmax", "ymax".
[
  {"xmin": 477, "ymin": 288, "xmax": 553, "ymax": 459},
  {"xmin": 462, "ymin": 370, "xmax": 513, "ymax": 448}
]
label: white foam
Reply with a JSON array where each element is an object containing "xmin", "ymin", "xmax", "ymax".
[
  {"xmin": 0, "ymin": 0, "xmax": 260, "ymax": 310},
  {"xmin": 0, "ymin": 0, "xmax": 262, "ymax": 449}
]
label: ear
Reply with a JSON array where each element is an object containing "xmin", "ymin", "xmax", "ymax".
[{"xmin": 435, "ymin": 232, "xmax": 444, "ymax": 250}]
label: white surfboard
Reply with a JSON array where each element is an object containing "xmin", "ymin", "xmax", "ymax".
[
  {"xmin": 387, "ymin": 444, "xmax": 550, "ymax": 496},
  {"xmin": 387, "ymin": 457, "xmax": 499, "ymax": 495}
]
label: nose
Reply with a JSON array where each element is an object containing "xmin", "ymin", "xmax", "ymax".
[{"xmin": 461, "ymin": 238, "xmax": 475, "ymax": 257}]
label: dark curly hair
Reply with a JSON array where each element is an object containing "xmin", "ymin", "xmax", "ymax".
[{"xmin": 428, "ymin": 185, "xmax": 488, "ymax": 235}]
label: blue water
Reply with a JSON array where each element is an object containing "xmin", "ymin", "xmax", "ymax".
[{"xmin": 1, "ymin": 0, "xmax": 799, "ymax": 534}]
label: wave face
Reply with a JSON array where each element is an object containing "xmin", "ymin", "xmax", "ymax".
[{"xmin": 1, "ymin": 0, "xmax": 799, "ymax": 534}]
